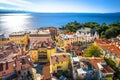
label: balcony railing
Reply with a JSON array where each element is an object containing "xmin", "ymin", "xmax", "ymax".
[
  {"xmin": 38, "ymin": 52, "xmax": 47, "ymax": 56},
  {"xmin": 38, "ymin": 59, "xmax": 48, "ymax": 62}
]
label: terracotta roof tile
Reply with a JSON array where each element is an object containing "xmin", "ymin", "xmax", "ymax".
[
  {"xmin": 51, "ymin": 53, "xmax": 70, "ymax": 64},
  {"xmin": 42, "ymin": 63, "xmax": 51, "ymax": 80},
  {"xmin": 101, "ymin": 65, "xmax": 115, "ymax": 73},
  {"xmin": 0, "ymin": 55, "xmax": 33, "ymax": 77},
  {"xmin": 88, "ymin": 58, "xmax": 105, "ymax": 70}
]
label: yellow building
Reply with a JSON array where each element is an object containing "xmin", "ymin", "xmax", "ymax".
[
  {"xmin": 57, "ymin": 33, "xmax": 81, "ymax": 51},
  {"xmin": 29, "ymin": 29, "xmax": 51, "ymax": 44},
  {"xmin": 0, "ymin": 38, "xmax": 10, "ymax": 45},
  {"xmin": 28, "ymin": 41, "xmax": 56, "ymax": 63},
  {"xmin": 94, "ymin": 39, "xmax": 120, "ymax": 67},
  {"xmin": 50, "ymin": 53, "xmax": 70, "ymax": 73},
  {"xmin": 9, "ymin": 31, "xmax": 29, "ymax": 46},
  {"xmin": 57, "ymin": 28, "xmax": 98, "ymax": 51}
]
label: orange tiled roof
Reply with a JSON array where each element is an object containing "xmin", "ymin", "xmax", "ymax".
[
  {"xmin": 0, "ymin": 55, "xmax": 33, "ymax": 77},
  {"xmin": 0, "ymin": 42, "xmax": 25, "ymax": 61},
  {"xmin": 101, "ymin": 65, "xmax": 115, "ymax": 73},
  {"xmin": 88, "ymin": 58, "xmax": 105, "ymax": 70},
  {"xmin": 88, "ymin": 58, "xmax": 114, "ymax": 73},
  {"xmin": 30, "ymin": 40, "xmax": 56, "ymax": 49},
  {"xmin": 42, "ymin": 63, "xmax": 51, "ymax": 80},
  {"xmin": 95, "ymin": 39, "xmax": 111, "ymax": 44},
  {"xmin": 100, "ymin": 44, "xmax": 120, "ymax": 56},
  {"xmin": 95, "ymin": 39, "xmax": 120, "ymax": 56},
  {"xmin": 51, "ymin": 53, "xmax": 70, "ymax": 64}
]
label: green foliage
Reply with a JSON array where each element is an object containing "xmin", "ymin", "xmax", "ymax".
[
  {"xmin": 104, "ymin": 58, "xmax": 116, "ymax": 67},
  {"xmin": 83, "ymin": 45, "xmax": 101, "ymax": 57},
  {"xmin": 104, "ymin": 58, "xmax": 120, "ymax": 79},
  {"xmin": 65, "ymin": 21, "xmax": 81, "ymax": 32},
  {"xmin": 77, "ymin": 77, "xmax": 82, "ymax": 80},
  {"xmin": 98, "ymin": 22, "xmax": 120, "ymax": 38},
  {"xmin": 64, "ymin": 21, "xmax": 120, "ymax": 39},
  {"xmin": 105, "ymin": 27, "xmax": 120, "ymax": 39},
  {"xmin": 51, "ymin": 35, "xmax": 56, "ymax": 41},
  {"xmin": 83, "ymin": 22, "xmax": 100, "ymax": 28},
  {"xmin": 68, "ymin": 59, "xmax": 72, "ymax": 69},
  {"xmin": 106, "ymin": 78, "xmax": 113, "ymax": 80}
]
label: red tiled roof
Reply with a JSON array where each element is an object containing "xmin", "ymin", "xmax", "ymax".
[
  {"xmin": 100, "ymin": 44, "xmax": 120, "ymax": 56},
  {"xmin": 42, "ymin": 63, "xmax": 51, "ymax": 80},
  {"xmin": 101, "ymin": 65, "xmax": 115, "ymax": 73},
  {"xmin": 51, "ymin": 53, "xmax": 70, "ymax": 64},
  {"xmin": 0, "ymin": 55, "xmax": 33, "ymax": 77},
  {"xmin": 88, "ymin": 58, "xmax": 105, "ymax": 70},
  {"xmin": 95, "ymin": 39, "xmax": 120, "ymax": 56},
  {"xmin": 88, "ymin": 58, "xmax": 114, "ymax": 73},
  {"xmin": 95, "ymin": 39, "xmax": 111, "ymax": 44},
  {"xmin": 0, "ymin": 61, "xmax": 14, "ymax": 77},
  {"xmin": 30, "ymin": 40, "xmax": 56, "ymax": 49},
  {"xmin": 0, "ymin": 42, "xmax": 25, "ymax": 61}
]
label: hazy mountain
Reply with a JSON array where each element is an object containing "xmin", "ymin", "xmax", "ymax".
[{"xmin": 0, "ymin": 9, "xmax": 29, "ymax": 13}]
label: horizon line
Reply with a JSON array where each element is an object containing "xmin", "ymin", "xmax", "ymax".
[{"xmin": 0, "ymin": 9, "xmax": 120, "ymax": 14}]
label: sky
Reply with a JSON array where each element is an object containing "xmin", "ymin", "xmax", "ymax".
[{"xmin": 0, "ymin": 0, "xmax": 120, "ymax": 13}]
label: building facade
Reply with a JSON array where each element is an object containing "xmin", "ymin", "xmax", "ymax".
[
  {"xmin": 9, "ymin": 31, "xmax": 29, "ymax": 46},
  {"xmin": 28, "ymin": 41, "xmax": 56, "ymax": 63},
  {"xmin": 0, "ymin": 42, "xmax": 33, "ymax": 80},
  {"xmin": 29, "ymin": 29, "xmax": 52, "ymax": 44},
  {"xmin": 50, "ymin": 53, "xmax": 70, "ymax": 73},
  {"xmin": 94, "ymin": 39, "xmax": 120, "ymax": 67},
  {"xmin": 57, "ymin": 27, "xmax": 99, "ymax": 51}
]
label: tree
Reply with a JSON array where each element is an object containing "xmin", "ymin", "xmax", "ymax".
[
  {"xmin": 104, "ymin": 58, "xmax": 120, "ymax": 79},
  {"xmin": 109, "ymin": 21, "xmax": 120, "ymax": 27},
  {"xmin": 100, "ymin": 23, "xmax": 109, "ymax": 36},
  {"xmin": 105, "ymin": 27, "xmax": 120, "ymax": 39},
  {"xmin": 64, "ymin": 21, "xmax": 120, "ymax": 39},
  {"xmin": 83, "ymin": 22, "xmax": 100, "ymax": 28},
  {"xmin": 65, "ymin": 21, "xmax": 81, "ymax": 32},
  {"xmin": 51, "ymin": 35, "xmax": 56, "ymax": 41},
  {"xmin": 83, "ymin": 45, "xmax": 101, "ymax": 57}
]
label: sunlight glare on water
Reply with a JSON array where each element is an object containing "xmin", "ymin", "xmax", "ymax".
[{"xmin": 0, "ymin": 14, "xmax": 33, "ymax": 36}]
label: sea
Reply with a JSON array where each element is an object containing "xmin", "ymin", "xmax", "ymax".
[{"xmin": 0, "ymin": 13, "xmax": 120, "ymax": 36}]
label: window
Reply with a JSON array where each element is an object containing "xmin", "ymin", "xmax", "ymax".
[
  {"xmin": 57, "ymin": 66, "xmax": 62, "ymax": 69},
  {"xmin": 21, "ymin": 58, "xmax": 26, "ymax": 64},
  {"xmin": 6, "ymin": 62, "xmax": 8, "ymax": 70},
  {"xmin": 114, "ymin": 54, "xmax": 117, "ymax": 60},
  {"xmin": 0, "ymin": 63, "xmax": 3, "ymax": 71}
]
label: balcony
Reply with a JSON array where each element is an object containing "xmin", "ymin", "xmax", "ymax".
[
  {"xmin": 38, "ymin": 52, "xmax": 47, "ymax": 56},
  {"xmin": 57, "ymin": 66, "xmax": 62, "ymax": 70},
  {"xmin": 38, "ymin": 59, "xmax": 48, "ymax": 62}
]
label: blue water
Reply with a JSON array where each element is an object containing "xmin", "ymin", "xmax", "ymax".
[
  {"xmin": 32, "ymin": 13, "xmax": 120, "ymax": 27},
  {"xmin": 0, "ymin": 13, "xmax": 120, "ymax": 36}
]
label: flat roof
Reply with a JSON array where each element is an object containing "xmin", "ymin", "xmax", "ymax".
[
  {"xmin": 9, "ymin": 31, "xmax": 29, "ymax": 36},
  {"xmin": 30, "ymin": 29, "xmax": 50, "ymax": 35}
]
